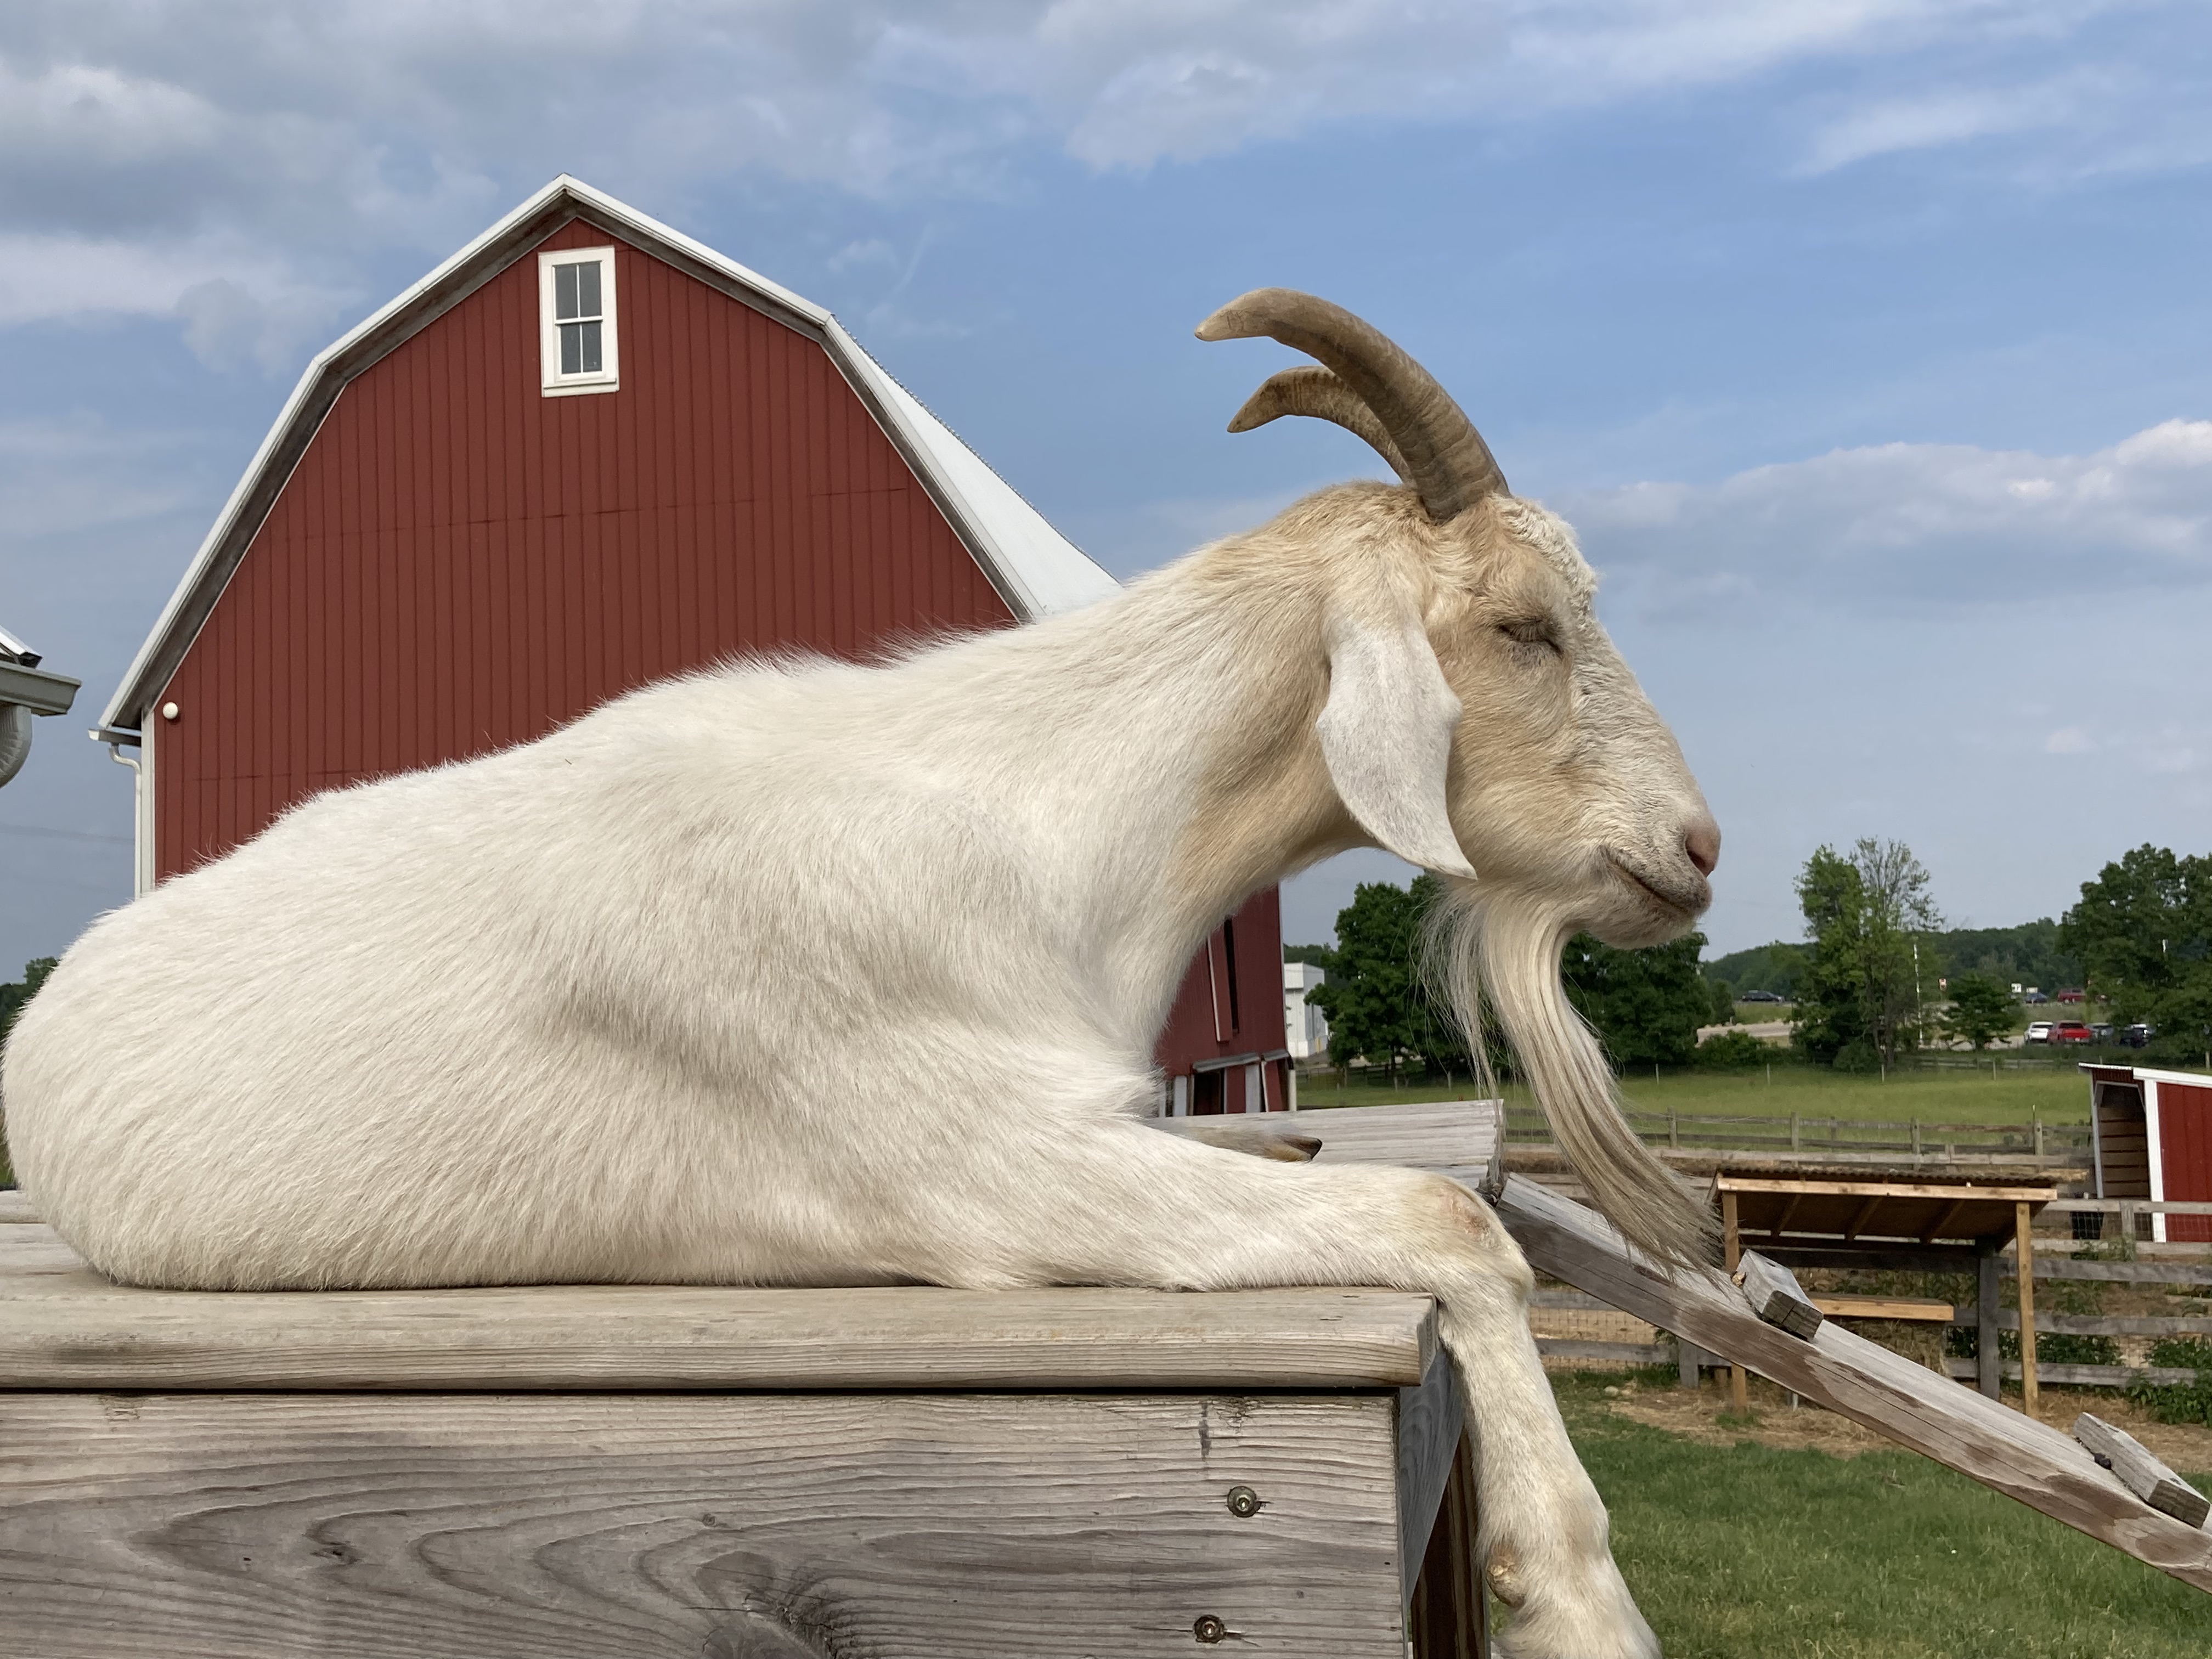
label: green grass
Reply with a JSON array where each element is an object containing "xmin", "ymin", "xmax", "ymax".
[
  {"xmin": 1297, "ymin": 1062, "xmax": 2095, "ymax": 1125},
  {"xmin": 1547, "ymin": 1373, "xmax": 2212, "ymax": 1658}
]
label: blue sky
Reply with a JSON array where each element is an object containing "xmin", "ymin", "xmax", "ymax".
[{"xmin": 2, "ymin": 1, "xmax": 2208, "ymax": 973}]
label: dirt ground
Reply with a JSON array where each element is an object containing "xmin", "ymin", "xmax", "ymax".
[{"xmin": 1592, "ymin": 1372, "xmax": 2212, "ymax": 1473}]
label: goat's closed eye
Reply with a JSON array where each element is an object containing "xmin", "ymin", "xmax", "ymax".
[{"xmin": 1498, "ymin": 618, "xmax": 1562, "ymax": 654}]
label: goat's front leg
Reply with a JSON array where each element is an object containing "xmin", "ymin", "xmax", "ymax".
[{"xmin": 896, "ymin": 1121, "xmax": 1659, "ymax": 1659}]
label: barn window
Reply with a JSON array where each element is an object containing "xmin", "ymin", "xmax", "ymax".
[{"xmin": 538, "ymin": 246, "xmax": 619, "ymax": 396}]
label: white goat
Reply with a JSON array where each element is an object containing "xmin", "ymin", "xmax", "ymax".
[{"xmin": 4, "ymin": 290, "xmax": 1719, "ymax": 1659}]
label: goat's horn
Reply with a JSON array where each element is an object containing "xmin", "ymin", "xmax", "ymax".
[
  {"xmin": 1197, "ymin": 287, "xmax": 1506, "ymax": 519},
  {"xmin": 1228, "ymin": 366, "xmax": 1412, "ymax": 485}
]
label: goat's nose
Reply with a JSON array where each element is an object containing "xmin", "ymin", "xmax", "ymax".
[{"xmin": 1684, "ymin": 815, "xmax": 1721, "ymax": 877}]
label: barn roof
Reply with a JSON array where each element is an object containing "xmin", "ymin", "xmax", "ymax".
[{"xmin": 98, "ymin": 176, "xmax": 1117, "ymax": 738}]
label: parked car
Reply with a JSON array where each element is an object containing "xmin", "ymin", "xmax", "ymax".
[
  {"xmin": 2056, "ymin": 989, "xmax": 2085, "ymax": 1003},
  {"xmin": 2091, "ymin": 1023, "xmax": 2114, "ymax": 1041},
  {"xmin": 2024, "ymin": 1021, "xmax": 2056, "ymax": 1043},
  {"xmin": 2050, "ymin": 1020, "xmax": 2094, "ymax": 1044},
  {"xmin": 2123, "ymin": 1023, "xmax": 2155, "ymax": 1048},
  {"xmin": 1740, "ymin": 989, "xmax": 1787, "ymax": 1003},
  {"xmin": 2022, "ymin": 991, "xmax": 2050, "ymax": 1006}
]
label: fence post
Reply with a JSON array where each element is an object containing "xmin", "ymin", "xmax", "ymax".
[
  {"xmin": 2034, "ymin": 1120, "xmax": 2044, "ymax": 1159},
  {"xmin": 1668, "ymin": 1110, "xmax": 1678, "ymax": 1149},
  {"xmin": 1912, "ymin": 1120, "xmax": 1923, "ymax": 1159},
  {"xmin": 1790, "ymin": 1113, "xmax": 1800, "ymax": 1153}
]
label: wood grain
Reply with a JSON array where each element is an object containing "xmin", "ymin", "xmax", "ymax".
[
  {"xmin": 0, "ymin": 1226, "xmax": 1434, "ymax": 1392},
  {"xmin": 1408, "ymin": 1434, "xmax": 1487, "ymax": 1659},
  {"xmin": 1812, "ymin": 1296, "xmax": 1955, "ymax": 1323},
  {"xmin": 1494, "ymin": 1175, "xmax": 2212, "ymax": 1595},
  {"xmin": 1736, "ymin": 1251, "xmax": 1823, "ymax": 1340},
  {"xmin": 0, "ymin": 1390, "xmax": 1407, "ymax": 1659},
  {"xmin": 1154, "ymin": 1099, "xmax": 1499, "ymax": 1185},
  {"xmin": 2075, "ymin": 1414, "xmax": 2211, "ymax": 1528},
  {"xmin": 1395, "ymin": 1348, "xmax": 1465, "ymax": 1605}
]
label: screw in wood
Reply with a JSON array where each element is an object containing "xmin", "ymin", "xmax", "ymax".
[
  {"xmin": 1193, "ymin": 1615, "xmax": 1228, "ymax": 1644},
  {"xmin": 1224, "ymin": 1485, "xmax": 1261, "ymax": 1518}
]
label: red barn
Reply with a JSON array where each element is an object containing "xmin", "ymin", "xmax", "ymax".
[
  {"xmin": 94, "ymin": 176, "xmax": 1284, "ymax": 1115},
  {"xmin": 2083, "ymin": 1063, "xmax": 2212, "ymax": 1243}
]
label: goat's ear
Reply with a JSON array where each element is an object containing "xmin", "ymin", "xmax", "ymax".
[{"xmin": 1318, "ymin": 614, "xmax": 1477, "ymax": 879}]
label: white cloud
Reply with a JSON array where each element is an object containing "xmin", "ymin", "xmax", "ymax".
[
  {"xmin": 0, "ymin": 0, "xmax": 2193, "ymax": 334},
  {"xmin": 1565, "ymin": 418, "xmax": 2212, "ymax": 614},
  {"xmin": 827, "ymin": 237, "xmax": 899, "ymax": 274},
  {"xmin": 2044, "ymin": 725, "xmax": 2094, "ymax": 754},
  {"xmin": 1801, "ymin": 81, "xmax": 2076, "ymax": 172}
]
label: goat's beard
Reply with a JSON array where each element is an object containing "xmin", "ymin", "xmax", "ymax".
[{"xmin": 1427, "ymin": 884, "xmax": 1717, "ymax": 1270}]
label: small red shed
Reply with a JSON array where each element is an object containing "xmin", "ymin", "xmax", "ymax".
[
  {"xmin": 94, "ymin": 176, "xmax": 1283, "ymax": 1113},
  {"xmin": 2083, "ymin": 1063, "xmax": 2212, "ymax": 1243}
]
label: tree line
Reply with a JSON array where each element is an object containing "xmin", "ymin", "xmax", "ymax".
[{"xmin": 1296, "ymin": 838, "xmax": 2212, "ymax": 1079}]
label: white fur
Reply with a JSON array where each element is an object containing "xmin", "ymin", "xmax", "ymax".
[{"xmin": 3, "ymin": 482, "xmax": 1715, "ymax": 1658}]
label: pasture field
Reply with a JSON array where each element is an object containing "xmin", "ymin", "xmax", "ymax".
[
  {"xmin": 1297, "ymin": 1060, "xmax": 2099, "ymax": 1125},
  {"xmin": 1550, "ymin": 1370, "xmax": 2212, "ymax": 1658}
]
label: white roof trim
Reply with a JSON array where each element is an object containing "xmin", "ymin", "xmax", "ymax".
[{"xmin": 101, "ymin": 176, "xmax": 1115, "ymax": 733}]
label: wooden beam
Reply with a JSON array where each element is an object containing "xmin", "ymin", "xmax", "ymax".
[
  {"xmin": 1922, "ymin": 1198, "xmax": 1970, "ymax": 1244},
  {"xmin": 0, "ymin": 1389, "xmax": 1410, "ymax": 1658},
  {"xmin": 1491, "ymin": 1176, "xmax": 2212, "ymax": 1594},
  {"xmin": 1772, "ymin": 1192, "xmax": 1805, "ymax": 1236},
  {"xmin": 0, "ymin": 1225, "xmax": 1434, "ymax": 1393},
  {"xmin": 1737, "ymin": 1251, "xmax": 1824, "ymax": 1340},
  {"xmin": 1712, "ymin": 1175, "xmax": 2059, "ymax": 1204},
  {"xmin": 1812, "ymin": 1296, "xmax": 1955, "ymax": 1323},
  {"xmin": 2017, "ymin": 1201, "xmax": 2040, "ymax": 1414},
  {"xmin": 1722, "ymin": 1190, "xmax": 1748, "ymax": 1413},
  {"xmin": 2075, "ymin": 1415, "xmax": 2212, "ymax": 1529},
  {"xmin": 1408, "ymin": 1435, "xmax": 1488, "ymax": 1659},
  {"xmin": 1395, "ymin": 1350, "xmax": 1465, "ymax": 1607},
  {"xmin": 1978, "ymin": 1237, "xmax": 2003, "ymax": 1402}
]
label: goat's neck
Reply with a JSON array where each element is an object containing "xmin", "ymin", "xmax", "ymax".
[{"xmin": 989, "ymin": 563, "xmax": 1360, "ymax": 1027}]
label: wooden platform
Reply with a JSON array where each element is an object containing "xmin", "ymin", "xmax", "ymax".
[{"xmin": 0, "ymin": 1183, "xmax": 1480, "ymax": 1659}]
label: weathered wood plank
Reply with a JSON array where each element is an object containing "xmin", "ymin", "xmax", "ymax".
[
  {"xmin": 2033, "ymin": 1257, "xmax": 2212, "ymax": 1286},
  {"xmin": 1533, "ymin": 1339, "xmax": 1672, "ymax": 1365},
  {"xmin": 1493, "ymin": 1175, "xmax": 2212, "ymax": 1594},
  {"xmin": 1408, "ymin": 1435, "xmax": 1487, "ymax": 1659},
  {"xmin": 0, "ymin": 1390, "xmax": 1409, "ymax": 1659},
  {"xmin": 1813, "ymin": 1296, "xmax": 1955, "ymax": 1323},
  {"xmin": 1954, "ymin": 1308, "xmax": 2212, "ymax": 1338},
  {"xmin": 0, "ymin": 1224, "xmax": 1434, "ymax": 1392},
  {"xmin": 1395, "ymin": 1349, "xmax": 1465, "ymax": 1606},
  {"xmin": 1156, "ymin": 1099, "xmax": 1498, "ymax": 1184},
  {"xmin": 1944, "ymin": 1358, "xmax": 2208, "ymax": 1388},
  {"xmin": 1737, "ymin": 1251, "xmax": 1824, "ymax": 1340},
  {"xmin": 2076, "ymin": 1414, "xmax": 2211, "ymax": 1528}
]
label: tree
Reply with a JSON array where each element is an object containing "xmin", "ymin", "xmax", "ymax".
[
  {"xmin": 1304, "ymin": 877, "xmax": 1467, "ymax": 1080},
  {"xmin": 2061, "ymin": 845, "xmax": 2212, "ymax": 1061},
  {"xmin": 1791, "ymin": 839, "xmax": 1940, "ymax": 1073},
  {"xmin": 0, "ymin": 957, "xmax": 57, "ymax": 1052},
  {"xmin": 1700, "ymin": 940, "xmax": 1805, "ymax": 1000},
  {"xmin": 1562, "ymin": 931, "xmax": 1710, "ymax": 1069},
  {"xmin": 1940, "ymin": 971, "xmax": 2015, "ymax": 1051},
  {"xmin": 1706, "ymin": 977, "xmax": 1737, "ymax": 1025}
]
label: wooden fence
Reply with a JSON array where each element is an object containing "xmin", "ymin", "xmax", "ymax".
[
  {"xmin": 1503, "ymin": 1104, "xmax": 2092, "ymax": 1165},
  {"xmin": 1539, "ymin": 1200, "xmax": 2212, "ymax": 1390}
]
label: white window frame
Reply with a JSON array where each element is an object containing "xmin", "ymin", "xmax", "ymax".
[{"xmin": 538, "ymin": 246, "xmax": 619, "ymax": 397}]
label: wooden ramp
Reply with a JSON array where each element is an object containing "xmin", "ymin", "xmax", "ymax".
[{"xmin": 1169, "ymin": 1102, "xmax": 2212, "ymax": 1595}]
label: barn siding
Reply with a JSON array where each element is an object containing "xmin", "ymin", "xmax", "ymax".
[
  {"xmin": 1156, "ymin": 888, "xmax": 1292, "ymax": 1113},
  {"xmin": 154, "ymin": 218, "xmax": 1012, "ymax": 878},
  {"xmin": 2157, "ymin": 1080, "xmax": 2212, "ymax": 1243}
]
